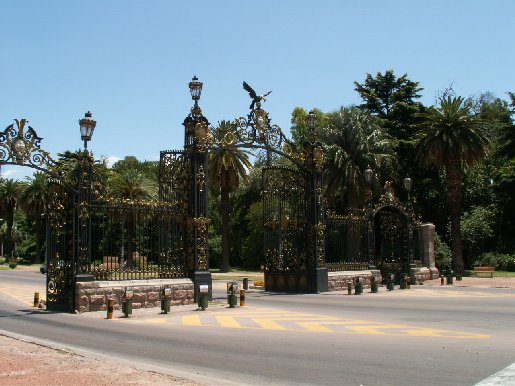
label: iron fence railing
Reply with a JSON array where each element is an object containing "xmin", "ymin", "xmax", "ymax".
[{"xmin": 88, "ymin": 201, "xmax": 188, "ymax": 281}]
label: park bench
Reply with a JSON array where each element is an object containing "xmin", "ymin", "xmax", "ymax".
[
  {"xmin": 473, "ymin": 266, "xmax": 495, "ymax": 278},
  {"xmin": 103, "ymin": 256, "xmax": 120, "ymax": 269}
]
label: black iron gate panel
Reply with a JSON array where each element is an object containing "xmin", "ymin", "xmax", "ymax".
[
  {"xmin": 45, "ymin": 178, "xmax": 75, "ymax": 312},
  {"xmin": 89, "ymin": 200, "xmax": 187, "ymax": 280},
  {"xmin": 374, "ymin": 206, "xmax": 410, "ymax": 282},
  {"xmin": 263, "ymin": 166, "xmax": 309, "ymax": 292},
  {"xmin": 159, "ymin": 150, "xmax": 192, "ymax": 272},
  {"xmin": 325, "ymin": 210, "xmax": 369, "ymax": 271}
]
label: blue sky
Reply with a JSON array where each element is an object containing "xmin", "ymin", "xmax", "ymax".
[{"xmin": 1, "ymin": 0, "xmax": 514, "ymax": 179}]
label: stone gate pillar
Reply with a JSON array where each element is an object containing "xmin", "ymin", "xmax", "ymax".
[{"xmin": 420, "ymin": 223, "xmax": 436, "ymax": 268}]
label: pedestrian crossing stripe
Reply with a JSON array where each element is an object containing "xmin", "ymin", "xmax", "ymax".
[
  {"xmin": 121, "ymin": 306, "xmax": 490, "ymax": 339},
  {"xmin": 0, "ymin": 284, "xmax": 46, "ymax": 307}
]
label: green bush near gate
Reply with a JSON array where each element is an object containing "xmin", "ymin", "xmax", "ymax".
[
  {"xmin": 0, "ymin": 257, "xmax": 6, "ymax": 265},
  {"xmin": 434, "ymin": 231, "xmax": 452, "ymax": 270},
  {"xmin": 474, "ymin": 252, "xmax": 515, "ymax": 272}
]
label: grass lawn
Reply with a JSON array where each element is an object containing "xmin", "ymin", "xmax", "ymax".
[
  {"xmin": 464, "ymin": 270, "xmax": 515, "ymax": 278},
  {"xmin": 210, "ymin": 267, "xmax": 263, "ymax": 282}
]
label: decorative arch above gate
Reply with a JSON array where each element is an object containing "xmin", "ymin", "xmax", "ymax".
[{"xmin": 1, "ymin": 118, "xmax": 59, "ymax": 176}]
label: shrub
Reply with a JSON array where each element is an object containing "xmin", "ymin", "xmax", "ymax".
[
  {"xmin": 8, "ymin": 261, "xmax": 17, "ymax": 269},
  {"xmin": 434, "ymin": 231, "xmax": 452, "ymax": 270},
  {"xmin": 475, "ymin": 252, "xmax": 515, "ymax": 271},
  {"xmin": 0, "ymin": 257, "xmax": 6, "ymax": 264},
  {"xmin": 461, "ymin": 206, "xmax": 495, "ymax": 261}
]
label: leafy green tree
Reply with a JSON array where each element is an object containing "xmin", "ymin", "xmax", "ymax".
[
  {"xmin": 0, "ymin": 179, "xmax": 26, "ymax": 261},
  {"xmin": 460, "ymin": 206, "xmax": 495, "ymax": 265},
  {"xmin": 290, "ymin": 107, "xmax": 328, "ymax": 145},
  {"xmin": 354, "ymin": 70, "xmax": 423, "ymax": 140},
  {"xmin": 416, "ymin": 96, "xmax": 489, "ymax": 273},
  {"xmin": 434, "ymin": 231, "xmax": 452, "ymax": 270},
  {"xmin": 321, "ymin": 107, "xmax": 396, "ymax": 208},
  {"xmin": 111, "ymin": 156, "xmax": 159, "ymax": 183},
  {"xmin": 20, "ymin": 173, "xmax": 48, "ymax": 263},
  {"xmin": 209, "ymin": 120, "xmax": 252, "ymax": 272}
]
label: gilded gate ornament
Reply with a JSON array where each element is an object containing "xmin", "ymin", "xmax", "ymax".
[{"xmin": 0, "ymin": 119, "xmax": 55, "ymax": 169}]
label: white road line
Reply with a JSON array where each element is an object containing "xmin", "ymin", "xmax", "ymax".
[{"xmin": 475, "ymin": 362, "xmax": 515, "ymax": 385}]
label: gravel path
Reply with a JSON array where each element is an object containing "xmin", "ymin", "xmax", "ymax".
[{"xmin": 0, "ymin": 334, "xmax": 202, "ymax": 386}]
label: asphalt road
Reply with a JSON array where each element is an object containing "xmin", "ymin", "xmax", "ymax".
[{"xmin": 0, "ymin": 270, "xmax": 514, "ymax": 386}]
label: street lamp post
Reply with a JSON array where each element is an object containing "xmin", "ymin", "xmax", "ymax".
[
  {"xmin": 364, "ymin": 165, "xmax": 373, "ymax": 205},
  {"xmin": 364, "ymin": 166, "xmax": 376, "ymax": 269},
  {"xmin": 76, "ymin": 112, "xmax": 96, "ymax": 281},
  {"xmin": 184, "ymin": 76, "xmax": 212, "ymax": 302},
  {"xmin": 306, "ymin": 109, "xmax": 328, "ymax": 293}
]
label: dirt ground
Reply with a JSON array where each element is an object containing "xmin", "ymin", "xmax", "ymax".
[{"xmin": 0, "ymin": 335, "xmax": 202, "ymax": 386}]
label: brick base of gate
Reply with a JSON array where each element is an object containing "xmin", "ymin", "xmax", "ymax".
[
  {"xmin": 412, "ymin": 267, "xmax": 440, "ymax": 282},
  {"xmin": 328, "ymin": 270, "xmax": 382, "ymax": 291},
  {"xmin": 75, "ymin": 278, "xmax": 194, "ymax": 313},
  {"xmin": 328, "ymin": 267, "xmax": 439, "ymax": 291}
]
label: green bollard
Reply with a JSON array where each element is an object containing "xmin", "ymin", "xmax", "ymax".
[
  {"xmin": 447, "ymin": 270, "xmax": 454, "ymax": 285},
  {"xmin": 387, "ymin": 274, "xmax": 395, "ymax": 291},
  {"xmin": 228, "ymin": 294, "xmax": 237, "ymax": 308},
  {"xmin": 400, "ymin": 274, "xmax": 408, "ymax": 289},
  {"xmin": 371, "ymin": 276, "xmax": 378, "ymax": 293},
  {"xmin": 440, "ymin": 275, "xmax": 445, "ymax": 286},
  {"xmin": 347, "ymin": 282, "xmax": 352, "ymax": 295},
  {"xmin": 122, "ymin": 289, "xmax": 134, "ymax": 317},
  {"xmin": 161, "ymin": 287, "xmax": 172, "ymax": 314},
  {"xmin": 227, "ymin": 281, "xmax": 239, "ymax": 308},
  {"xmin": 354, "ymin": 277, "xmax": 363, "ymax": 295},
  {"xmin": 198, "ymin": 284, "xmax": 209, "ymax": 310}
]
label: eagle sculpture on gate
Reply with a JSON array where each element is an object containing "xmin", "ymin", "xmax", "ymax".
[{"xmin": 243, "ymin": 81, "xmax": 272, "ymax": 110}]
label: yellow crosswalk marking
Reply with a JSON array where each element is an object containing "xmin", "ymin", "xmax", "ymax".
[
  {"xmin": 182, "ymin": 314, "xmax": 202, "ymax": 326},
  {"xmin": 124, "ymin": 306, "xmax": 491, "ymax": 340},
  {"xmin": 0, "ymin": 284, "xmax": 46, "ymax": 307},
  {"xmin": 253, "ymin": 318, "xmax": 286, "ymax": 330},
  {"xmin": 147, "ymin": 318, "xmax": 167, "ymax": 324},
  {"xmin": 345, "ymin": 325, "xmax": 389, "ymax": 335},
  {"xmin": 215, "ymin": 315, "xmax": 242, "ymax": 328},
  {"xmin": 296, "ymin": 322, "xmax": 333, "ymax": 333}
]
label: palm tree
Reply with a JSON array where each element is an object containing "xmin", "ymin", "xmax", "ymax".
[
  {"xmin": 321, "ymin": 107, "xmax": 396, "ymax": 208},
  {"xmin": 416, "ymin": 96, "xmax": 489, "ymax": 273},
  {"xmin": 20, "ymin": 173, "xmax": 48, "ymax": 263},
  {"xmin": 209, "ymin": 120, "xmax": 252, "ymax": 272},
  {"xmin": 0, "ymin": 179, "xmax": 26, "ymax": 261}
]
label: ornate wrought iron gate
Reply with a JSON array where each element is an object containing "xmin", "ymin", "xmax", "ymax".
[
  {"xmin": 263, "ymin": 166, "xmax": 310, "ymax": 292},
  {"xmin": 374, "ymin": 206, "xmax": 410, "ymax": 281},
  {"xmin": 45, "ymin": 178, "xmax": 76, "ymax": 311},
  {"xmin": 324, "ymin": 183, "xmax": 422, "ymax": 282}
]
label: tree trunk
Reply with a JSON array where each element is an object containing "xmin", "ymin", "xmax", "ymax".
[
  {"xmin": 126, "ymin": 215, "xmax": 135, "ymax": 268},
  {"xmin": 5, "ymin": 205, "xmax": 15, "ymax": 261},
  {"xmin": 445, "ymin": 155, "xmax": 464, "ymax": 274},
  {"xmin": 347, "ymin": 186, "xmax": 360, "ymax": 209},
  {"xmin": 220, "ymin": 168, "xmax": 231, "ymax": 273},
  {"xmin": 33, "ymin": 218, "xmax": 44, "ymax": 264}
]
